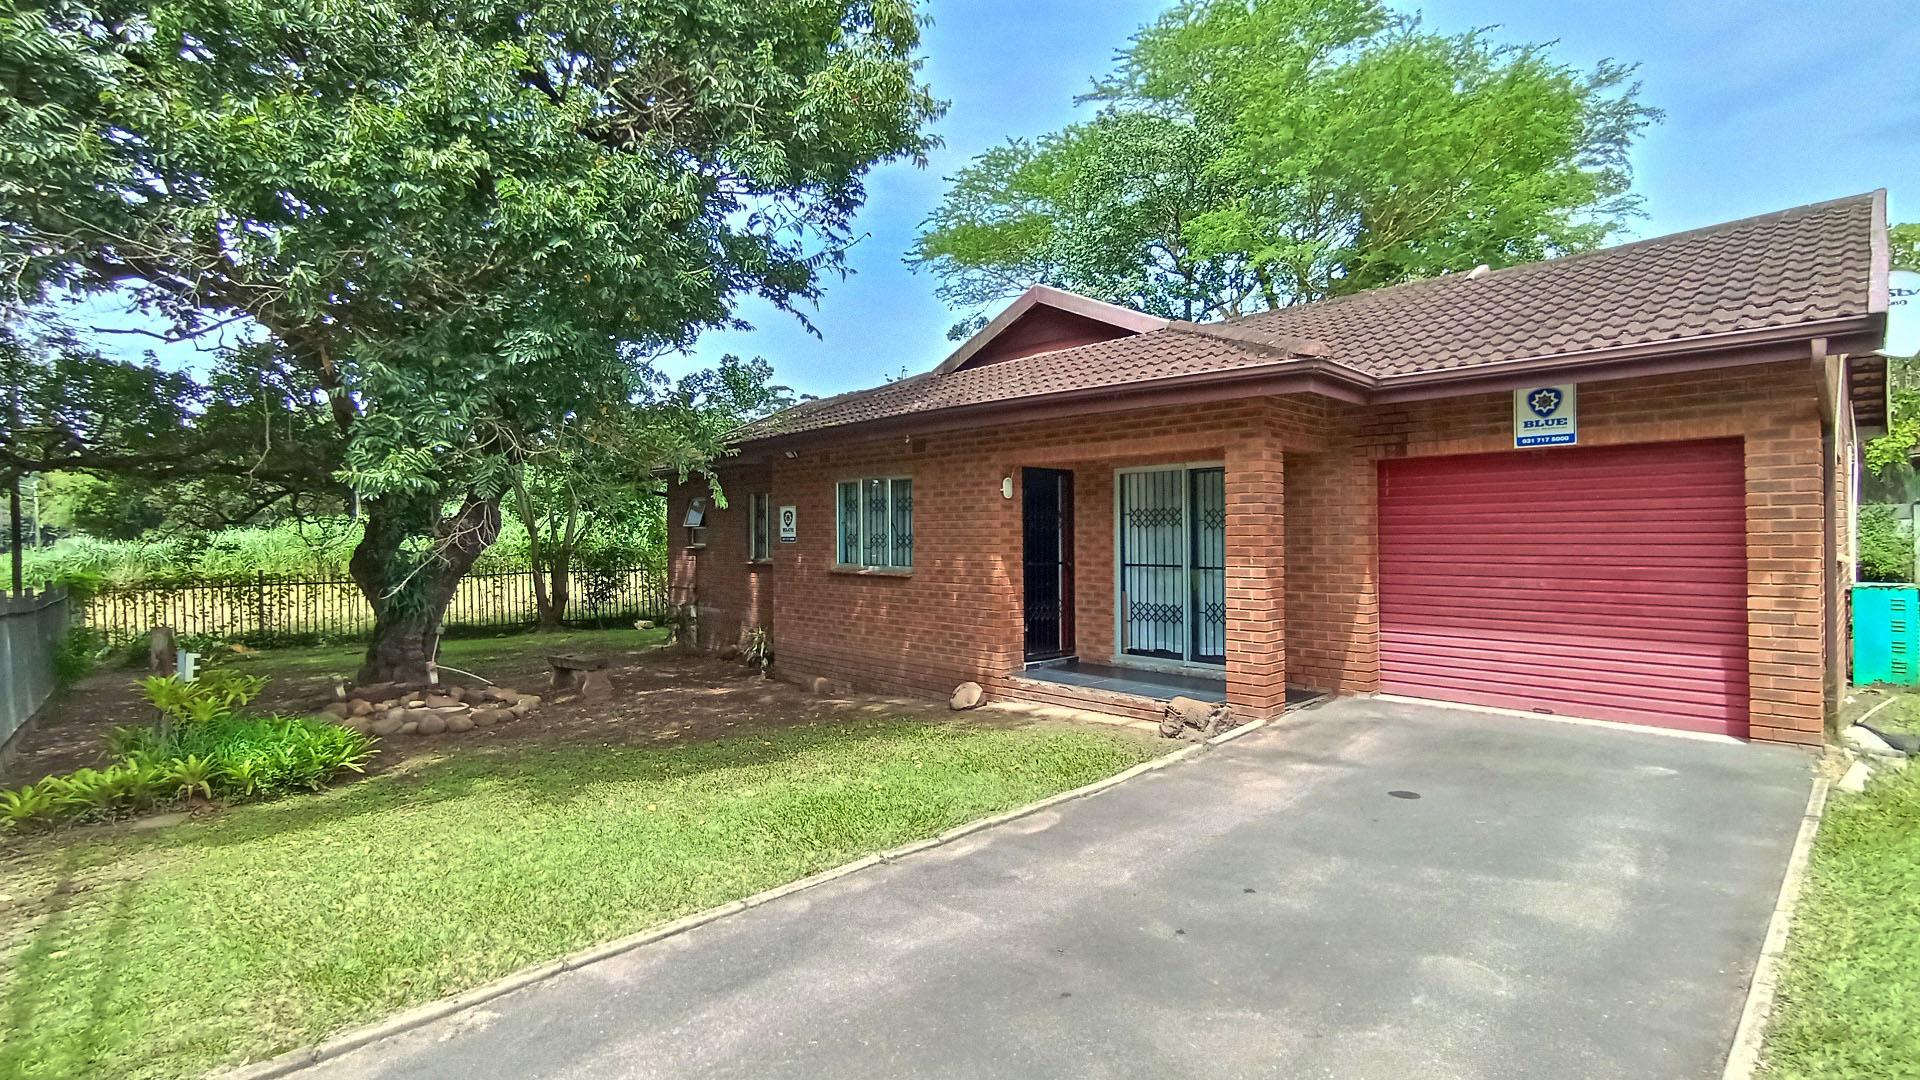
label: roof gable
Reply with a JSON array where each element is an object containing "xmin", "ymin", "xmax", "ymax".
[{"xmin": 935, "ymin": 285, "xmax": 1169, "ymax": 373}]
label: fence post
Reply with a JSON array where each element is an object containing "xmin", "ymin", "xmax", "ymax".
[{"xmin": 256, "ymin": 571, "xmax": 269, "ymax": 638}]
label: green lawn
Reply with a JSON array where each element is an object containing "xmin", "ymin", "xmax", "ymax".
[
  {"xmin": 0, "ymin": 718, "xmax": 1160, "ymax": 1079},
  {"xmin": 1760, "ymin": 765, "xmax": 1920, "ymax": 1078},
  {"xmin": 221, "ymin": 626, "xmax": 669, "ymax": 682}
]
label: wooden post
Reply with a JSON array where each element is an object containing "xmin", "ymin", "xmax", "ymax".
[{"xmin": 8, "ymin": 470, "xmax": 21, "ymax": 597}]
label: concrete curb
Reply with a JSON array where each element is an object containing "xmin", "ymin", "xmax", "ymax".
[
  {"xmin": 213, "ymin": 717, "xmax": 1269, "ymax": 1079},
  {"xmin": 1720, "ymin": 772, "xmax": 1831, "ymax": 1080}
]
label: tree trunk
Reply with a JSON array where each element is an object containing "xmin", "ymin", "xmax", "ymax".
[
  {"xmin": 534, "ymin": 488, "xmax": 579, "ymax": 632},
  {"xmin": 350, "ymin": 492, "xmax": 502, "ymax": 685},
  {"xmin": 538, "ymin": 560, "xmax": 572, "ymax": 631}
]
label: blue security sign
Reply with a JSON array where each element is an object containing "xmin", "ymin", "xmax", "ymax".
[{"xmin": 1514, "ymin": 383, "xmax": 1577, "ymax": 447}]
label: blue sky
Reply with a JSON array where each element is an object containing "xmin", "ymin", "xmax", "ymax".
[{"xmin": 82, "ymin": 0, "xmax": 1920, "ymax": 398}]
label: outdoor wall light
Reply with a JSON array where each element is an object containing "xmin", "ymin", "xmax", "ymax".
[{"xmin": 1002, "ymin": 476, "xmax": 1014, "ymax": 500}]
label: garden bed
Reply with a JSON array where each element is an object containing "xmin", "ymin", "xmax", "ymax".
[{"xmin": 4, "ymin": 628, "xmax": 869, "ymax": 783}]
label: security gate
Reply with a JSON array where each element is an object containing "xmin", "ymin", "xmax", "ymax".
[
  {"xmin": 1117, "ymin": 465, "xmax": 1226, "ymax": 665},
  {"xmin": 1022, "ymin": 468, "xmax": 1074, "ymax": 661}
]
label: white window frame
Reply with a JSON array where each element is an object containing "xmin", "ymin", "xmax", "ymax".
[
  {"xmin": 1112, "ymin": 460, "xmax": 1226, "ymax": 674},
  {"xmin": 835, "ymin": 476, "xmax": 914, "ymax": 571},
  {"xmin": 748, "ymin": 492, "xmax": 772, "ymax": 563}
]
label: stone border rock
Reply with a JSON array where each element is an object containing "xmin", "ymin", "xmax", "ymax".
[
  {"xmin": 1720, "ymin": 772, "xmax": 1832, "ymax": 1080},
  {"xmin": 214, "ymin": 715, "xmax": 1273, "ymax": 1079},
  {"xmin": 319, "ymin": 685, "xmax": 543, "ymax": 740}
]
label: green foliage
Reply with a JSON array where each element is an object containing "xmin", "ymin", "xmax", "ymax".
[
  {"xmin": 1858, "ymin": 505, "xmax": 1915, "ymax": 583},
  {"xmin": 1892, "ymin": 222, "xmax": 1919, "ymax": 273},
  {"xmin": 164, "ymin": 755, "xmax": 218, "ymax": 802},
  {"xmin": 1, "ymin": 0, "xmax": 943, "ymax": 678},
  {"xmin": 52, "ymin": 624, "xmax": 107, "ymax": 687},
  {"xmin": 0, "ymin": 783, "xmax": 56, "ymax": 830},
  {"xmin": 140, "ymin": 670, "xmax": 270, "ymax": 728},
  {"xmin": 913, "ymin": 0, "xmax": 1658, "ymax": 328},
  {"xmin": 161, "ymin": 716, "xmax": 377, "ymax": 798},
  {"xmin": 2, "ymin": 683, "xmax": 374, "ymax": 831},
  {"xmin": 0, "ymin": 326, "xmax": 346, "ymax": 524},
  {"xmin": 41, "ymin": 762, "xmax": 160, "ymax": 820},
  {"xmin": 1869, "ymin": 371, "xmax": 1920, "ymax": 479}
]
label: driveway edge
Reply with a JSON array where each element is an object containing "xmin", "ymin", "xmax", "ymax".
[
  {"xmin": 1720, "ymin": 771, "xmax": 1831, "ymax": 1080},
  {"xmin": 214, "ymin": 718, "xmax": 1266, "ymax": 1080}
]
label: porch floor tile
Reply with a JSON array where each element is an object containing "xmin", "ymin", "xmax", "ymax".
[{"xmin": 1019, "ymin": 660, "xmax": 1230, "ymax": 702}]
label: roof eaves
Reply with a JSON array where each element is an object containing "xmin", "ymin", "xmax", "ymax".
[{"xmin": 1372, "ymin": 313, "xmax": 1885, "ymax": 391}]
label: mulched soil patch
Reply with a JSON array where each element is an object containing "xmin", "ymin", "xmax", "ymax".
[{"xmin": 3, "ymin": 640, "xmax": 946, "ymax": 784}]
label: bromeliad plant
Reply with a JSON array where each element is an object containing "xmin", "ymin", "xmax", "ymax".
[
  {"xmin": 1, "ymin": 670, "xmax": 377, "ymax": 834},
  {"xmin": 141, "ymin": 670, "xmax": 269, "ymax": 734}
]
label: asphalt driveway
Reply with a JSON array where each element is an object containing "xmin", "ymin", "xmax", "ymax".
[{"xmin": 298, "ymin": 697, "xmax": 1814, "ymax": 1080}]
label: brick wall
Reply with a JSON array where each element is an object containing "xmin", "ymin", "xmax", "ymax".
[
  {"xmin": 1280, "ymin": 359, "xmax": 1831, "ymax": 743},
  {"xmin": 678, "ymin": 359, "xmax": 1835, "ymax": 744},
  {"xmin": 695, "ymin": 402, "xmax": 1315, "ymax": 705},
  {"xmin": 667, "ymin": 463, "xmax": 772, "ymax": 650}
]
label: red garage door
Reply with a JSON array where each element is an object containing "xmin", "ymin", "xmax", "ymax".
[{"xmin": 1378, "ymin": 440, "xmax": 1749, "ymax": 737}]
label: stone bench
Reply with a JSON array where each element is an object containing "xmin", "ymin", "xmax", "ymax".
[{"xmin": 547, "ymin": 654, "xmax": 612, "ymax": 702}]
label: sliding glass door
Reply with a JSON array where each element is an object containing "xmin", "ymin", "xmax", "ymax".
[{"xmin": 1117, "ymin": 465, "xmax": 1226, "ymax": 666}]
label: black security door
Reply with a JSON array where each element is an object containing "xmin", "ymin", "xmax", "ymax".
[{"xmin": 1022, "ymin": 468, "xmax": 1074, "ymax": 661}]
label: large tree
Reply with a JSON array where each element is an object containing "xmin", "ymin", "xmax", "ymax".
[
  {"xmin": 511, "ymin": 353, "xmax": 792, "ymax": 630},
  {"xmin": 913, "ymin": 0, "xmax": 1658, "ymax": 331},
  {"xmin": 1, "ymin": 319, "xmax": 344, "ymax": 588},
  {"xmin": 3, "ymin": 0, "xmax": 940, "ymax": 680}
]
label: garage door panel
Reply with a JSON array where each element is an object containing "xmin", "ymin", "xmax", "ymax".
[
  {"xmin": 1382, "ymin": 632, "xmax": 1748, "ymax": 685},
  {"xmin": 1384, "ymin": 556, "xmax": 1747, "ymax": 583},
  {"xmin": 1386, "ymin": 608, "xmax": 1750, "ymax": 644},
  {"xmin": 1379, "ymin": 439, "xmax": 1749, "ymax": 737},
  {"xmin": 1382, "ymin": 491, "xmax": 1749, "ymax": 517},
  {"xmin": 1385, "ymin": 624, "xmax": 1751, "ymax": 659},
  {"xmin": 1382, "ymin": 572, "xmax": 1758, "ymax": 595},
  {"xmin": 1397, "ymin": 661, "xmax": 1758, "ymax": 718},
  {"xmin": 1393, "ymin": 680, "xmax": 1745, "ymax": 735},
  {"xmin": 1381, "ymin": 581, "xmax": 1751, "ymax": 612}
]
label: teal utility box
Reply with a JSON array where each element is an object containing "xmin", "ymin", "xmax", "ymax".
[{"xmin": 1853, "ymin": 584, "xmax": 1920, "ymax": 686}]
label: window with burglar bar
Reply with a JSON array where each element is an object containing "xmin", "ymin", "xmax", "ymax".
[
  {"xmin": 748, "ymin": 493, "xmax": 771, "ymax": 562},
  {"xmin": 836, "ymin": 477, "xmax": 913, "ymax": 570}
]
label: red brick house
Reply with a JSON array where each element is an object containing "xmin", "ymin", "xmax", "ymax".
[{"xmin": 669, "ymin": 192, "xmax": 1893, "ymax": 745}]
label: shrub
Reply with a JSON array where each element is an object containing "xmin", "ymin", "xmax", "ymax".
[
  {"xmin": 0, "ymin": 785, "xmax": 56, "ymax": 831},
  {"xmin": 1859, "ymin": 504, "xmax": 1915, "ymax": 583},
  {"xmin": 164, "ymin": 755, "xmax": 218, "ymax": 802},
  {"xmin": 161, "ymin": 716, "xmax": 376, "ymax": 799},
  {"xmin": 141, "ymin": 670, "xmax": 269, "ymax": 729},
  {"xmin": 53, "ymin": 625, "xmax": 109, "ymax": 687},
  {"xmin": 0, "ymin": 675, "xmax": 376, "ymax": 832}
]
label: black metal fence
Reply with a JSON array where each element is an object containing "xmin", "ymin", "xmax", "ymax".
[{"xmin": 84, "ymin": 567, "xmax": 670, "ymax": 647}]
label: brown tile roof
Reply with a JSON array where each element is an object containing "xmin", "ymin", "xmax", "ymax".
[
  {"xmin": 738, "ymin": 192, "xmax": 1883, "ymax": 443},
  {"xmin": 1226, "ymin": 192, "xmax": 1881, "ymax": 377},
  {"xmin": 739, "ymin": 328, "xmax": 1319, "ymax": 439}
]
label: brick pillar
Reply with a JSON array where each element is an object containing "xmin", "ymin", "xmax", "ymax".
[
  {"xmin": 1225, "ymin": 440, "xmax": 1287, "ymax": 719},
  {"xmin": 1745, "ymin": 420, "xmax": 1827, "ymax": 745}
]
